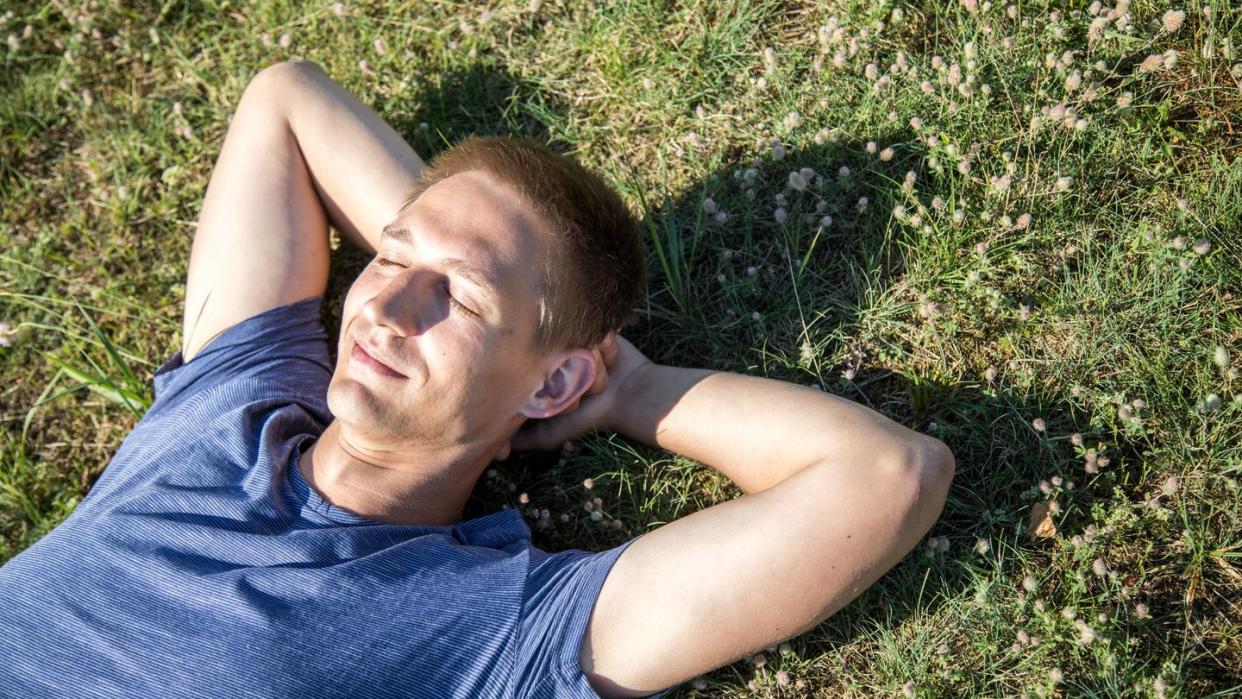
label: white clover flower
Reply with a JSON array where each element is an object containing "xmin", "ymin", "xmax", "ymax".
[
  {"xmin": 1138, "ymin": 54, "xmax": 1164, "ymax": 72},
  {"xmin": 1162, "ymin": 9, "xmax": 1186, "ymax": 34},
  {"xmin": 1162, "ymin": 475, "xmax": 1180, "ymax": 496},
  {"xmin": 702, "ymin": 197, "xmax": 717, "ymax": 214},
  {"xmin": 1015, "ymin": 213, "xmax": 1031, "ymax": 229},
  {"xmin": 1117, "ymin": 91, "xmax": 1133, "ymax": 108},
  {"xmin": 771, "ymin": 142, "xmax": 786, "ymax": 160},
  {"xmin": 788, "ymin": 171, "xmax": 808, "ymax": 191},
  {"xmin": 946, "ymin": 64, "xmax": 962, "ymax": 85},
  {"xmin": 1032, "ymin": 418, "xmax": 1047, "ymax": 432},
  {"xmin": 1091, "ymin": 558, "xmax": 1108, "ymax": 576},
  {"xmin": 865, "ymin": 141, "xmax": 878, "ymax": 154},
  {"xmin": 279, "ymin": 32, "xmax": 291, "ymax": 47},
  {"xmin": 903, "ymin": 171, "xmax": 916, "ymax": 189},
  {"xmin": 920, "ymin": 80, "xmax": 934, "ymax": 94},
  {"xmin": 1213, "ymin": 345, "xmax": 1230, "ymax": 368},
  {"xmin": 864, "ymin": 63, "xmax": 879, "ymax": 80},
  {"xmin": 1065, "ymin": 70, "xmax": 1082, "ymax": 91},
  {"xmin": 833, "ymin": 49, "xmax": 847, "ymax": 68},
  {"xmin": 714, "ymin": 211, "xmax": 728, "ymax": 224},
  {"xmin": 819, "ymin": 215, "xmax": 833, "ymax": 228},
  {"xmin": 763, "ymin": 46, "xmax": 776, "ymax": 74},
  {"xmin": 774, "ymin": 207, "xmax": 787, "ymax": 224},
  {"xmin": 1056, "ymin": 175, "xmax": 1073, "ymax": 191},
  {"xmin": 879, "ymin": 147, "xmax": 895, "ymax": 161},
  {"xmin": 909, "ymin": 116, "xmax": 923, "ymax": 130},
  {"xmin": 784, "ymin": 110, "xmax": 802, "ymax": 129},
  {"xmin": 1192, "ymin": 238, "xmax": 1211, "ymax": 254},
  {"xmin": 1134, "ymin": 603, "xmax": 1150, "ymax": 618},
  {"xmin": 1164, "ymin": 49, "xmax": 1179, "ymax": 68},
  {"xmin": 358, "ymin": 59, "xmax": 374, "ymax": 75},
  {"xmin": 957, "ymin": 159, "xmax": 972, "ymax": 175},
  {"xmin": 931, "ymin": 196, "xmax": 945, "ymax": 210},
  {"xmin": 372, "ymin": 36, "xmax": 387, "ymax": 54},
  {"xmin": 0, "ymin": 322, "xmax": 15, "ymax": 347},
  {"xmin": 838, "ymin": 165, "xmax": 851, "ymax": 177},
  {"xmin": 1049, "ymin": 668, "xmax": 1064, "ymax": 684}
]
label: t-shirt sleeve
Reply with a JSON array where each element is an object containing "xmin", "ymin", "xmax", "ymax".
[
  {"xmin": 147, "ymin": 295, "xmax": 332, "ymax": 419},
  {"xmin": 514, "ymin": 537, "xmax": 674, "ymax": 699}
]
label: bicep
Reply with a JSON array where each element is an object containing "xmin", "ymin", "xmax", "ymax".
[
  {"xmin": 579, "ymin": 454, "xmax": 947, "ymax": 698},
  {"xmin": 181, "ymin": 67, "xmax": 330, "ymax": 362}
]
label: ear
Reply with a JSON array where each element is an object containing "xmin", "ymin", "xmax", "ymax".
[{"xmin": 517, "ymin": 349, "xmax": 597, "ymax": 420}]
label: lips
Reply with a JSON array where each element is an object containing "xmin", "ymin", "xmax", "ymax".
[{"xmin": 351, "ymin": 339, "xmax": 409, "ymax": 379}]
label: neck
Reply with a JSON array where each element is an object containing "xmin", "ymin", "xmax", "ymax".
[{"xmin": 298, "ymin": 420, "xmax": 507, "ymax": 526}]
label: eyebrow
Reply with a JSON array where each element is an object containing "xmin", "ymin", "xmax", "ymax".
[{"xmin": 380, "ymin": 225, "xmax": 502, "ymax": 307}]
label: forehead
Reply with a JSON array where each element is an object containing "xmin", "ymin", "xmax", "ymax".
[{"xmin": 392, "ymin": 170, "xmax": 543, "ymax": 269}]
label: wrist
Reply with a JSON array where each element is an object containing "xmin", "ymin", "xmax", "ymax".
[{"xmin": 603, "ymin": 360, "xmax": 659, "ymax": 436}]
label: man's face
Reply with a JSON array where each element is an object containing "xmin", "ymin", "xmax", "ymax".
[{"xmin": 327, "ymin": 170, "xmax": 550, "ymax": 448}]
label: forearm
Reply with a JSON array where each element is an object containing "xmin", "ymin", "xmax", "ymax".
[
  {"xmin": 610, "ymin": 364, "xmax": 944, "ymax": 495},
  {"xmin": 252, "ymin": 60, "xmax": 425, "ymax": 254}
]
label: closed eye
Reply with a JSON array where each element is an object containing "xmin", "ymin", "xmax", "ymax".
[{"xmin": 373, "ymin": 258, "xmax": 477, "ymax": 317}]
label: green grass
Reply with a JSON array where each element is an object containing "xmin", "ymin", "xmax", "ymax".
[{"xmin": 2, "ymin": 0, "xmax": 1240, "ymax": 696}]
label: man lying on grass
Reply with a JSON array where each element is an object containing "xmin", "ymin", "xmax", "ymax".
[{"xmin": 0, "ymin": 60, "xmax": 954, "ymax": 698}]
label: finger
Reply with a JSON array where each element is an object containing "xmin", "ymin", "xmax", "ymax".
[
  {"xmin": 601, "ymin": 332, "xmax": 620, "ymax": 366},
  {"xmin": 588, "ymin": 349, "xmax": 609, "ymax": 395}
]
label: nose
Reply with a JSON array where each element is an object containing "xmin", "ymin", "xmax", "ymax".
[{"xmin": 360, "ymin": 267, "xmax": 448, "ymax": 337}]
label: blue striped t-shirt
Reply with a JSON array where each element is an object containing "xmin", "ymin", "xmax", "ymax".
[{"xmin": 0, "ymin": 296, "xmax": 668, "ymax": 699}]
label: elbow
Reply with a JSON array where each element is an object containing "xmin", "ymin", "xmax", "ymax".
[
  {"xmin": 246, "ymin": 59, "xmax": 326, "ymax": 104},
  {"xmin": 885, "ymin": 436, "xmax": 955, "ymax": 518}
]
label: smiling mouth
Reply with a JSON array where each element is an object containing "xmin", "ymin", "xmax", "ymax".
[{"xmin": 351, "ymin": 341, "xmax": 409, "ymax": 379}]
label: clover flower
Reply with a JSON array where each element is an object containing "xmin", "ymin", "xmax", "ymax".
[
  {"xmin": 909, "ymin": 116, "xmax": 923, "ymax": 130},
  {"xmin": 865, "ymin": 63, "xmax": 879, "ymax": 80},
  {"xmin": 1162, "ymin": 475, "xmax": 1180, "ymax": 496},
  {"xmin": 788, "ymin": 171, "xmax": 808, "ymax": 191},
  {"xmin": 1164, "ymin": 49, "xmax": 1179, "ymax": 68},
  {"xmin": 1022, "ymin": 575, "xmax": 1037, "ymax": 592},
  {"xmin": 865, "ymin": 141, "xmax": 878, "ymax": 154},
  {"xmin": 1214, "ymin": 345, "xmax": 1230, "ymax": 369},
  {"xmin": 774, "ymin": 207, "xmax": 787, "ymax": 224},
  {"xmin": 0, "ymin": 322, "xmax": 15, "ymax": 347},
  {"xmin": 1192, "ymin": 238, "xmax": 1211, "ymax": 254},
  {"xmin": 921, "ymin": 80, "xmax": 934, "ymax": 94},
  {"xmin": 784, "ymin": 110, "xmax": 802, "ymax": 129},
  {"xmin": 372, "ymin": 36, "xmax": 386, "ymax": 54},
  {"xmin": 763, "ymin": 46, "xmax": 776, "ymax": 75},
  {"xmin": 1162, "ymin": 9, "xmax": 1185, "ymax": 33},
  {"xmin": 1056, "ymin": 176, "xmax": 1073, "ymax": 191},
  {"xmin": 957, "ymin": 159, "xmax": 972, "ymax": 175},
  {"xmin": 1134, "ymin": 603, "xmax": 1150, "ymax": 618},
  {"xmin": 1138, "ymin": 54, "xmax": 1164, "ymax": 72},
  {"xmin": 1065, "ymin": 70, "xmax": 1082, "ymax": 92},
  {"xmin": 880, "ymin": 147, "xmax": 895, "ymax": 161},
  {"xmin": 1117, "ymin": 92, "xmax": 1133, "ymax": 108},
  {"xmin": 1049, "ymin": 668, "xmax": 1064, "ymax": 685},
  {"xmin": 1032, "ymin": 418, "xmax": 1047, "ymax": 432},
  {"xmin": 1092, "ymin": 558, "xmax": 1108, "ymax": 577}
]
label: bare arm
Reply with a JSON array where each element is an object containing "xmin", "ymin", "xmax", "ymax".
[
  {"xmin": 536, "ymin": 338, "xmax": 954, "ymax": 697},
  {"xmin": 181, "ymin": 60, "xmax": 424, "ymax": 361}
]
